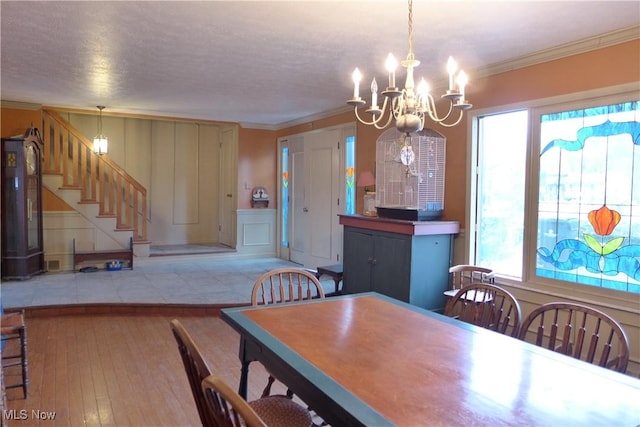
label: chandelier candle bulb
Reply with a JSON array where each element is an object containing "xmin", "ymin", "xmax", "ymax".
[
  {"xmin": 418, "ymin": 79, "xmax": 428, "ymax": 109},
  {"xmin": 457, "ymin": 71, "xmax": 468, "ymax": 101},
  {"xmin": 352, "ymin": 68, "xmax": 362, "ymax": 99},
  {"xmin": 386, "ymin": 53, "xmax": 398, "ymax": 88},
  {"xmin": 447, "ymin": 57, "xmax": 457, "ymax": 91},
  {"xmin": 371, "ymin": 78, "xmax": 378, "ymax": 108}
]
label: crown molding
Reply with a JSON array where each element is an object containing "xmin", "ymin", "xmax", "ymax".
[
  {"xmin": 1, "ymin": 100, "xmax": 42, "ymax": 110},
  {"xmin": 474, "ymin": 25, "xmax": 640, "ymax": 79},
  {"xmin": 241, "ymin": 105, "xmax": 352, "ymax": 131}
]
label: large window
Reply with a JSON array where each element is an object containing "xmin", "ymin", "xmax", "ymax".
[
  {"xmin": 472, "ymin": 92, "xmax": 639, "ymax": 295},
  {"xmin": 475, "ymin": 110, "xmax": 528, "ymax": 279}
]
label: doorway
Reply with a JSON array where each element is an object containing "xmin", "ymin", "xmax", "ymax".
[
  {"xmin": 279, "ymin": 124, "xmax": 355, "ymax": 268},
  {"xmin": 219, "ymin": 126, "xmax": 237, "ymax": 247}
]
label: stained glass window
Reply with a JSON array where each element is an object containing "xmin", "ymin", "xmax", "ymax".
[
  {"xmin": 281, "ymin": 146, "xmax": 289, "ymax": 247},
  {"xmin": 536, "ymin": 101, "xmax": 640, "ymax": 293},
  {"xmin": 345, "ymin": 135, "xmax": 356, "ymax": 215}
]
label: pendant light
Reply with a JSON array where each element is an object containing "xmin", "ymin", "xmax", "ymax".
[{"xmin": 93, "ymin": 106, "xmax": 108, "ymax": 155}]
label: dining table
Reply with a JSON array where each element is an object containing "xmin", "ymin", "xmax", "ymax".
[{"xmin": 221, "ymin": 292, "xmax": 640, "ymax": 426}]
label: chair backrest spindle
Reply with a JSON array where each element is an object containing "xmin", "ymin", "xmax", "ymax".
[
  {"xmin": 518, "ymin": 302, "xmax": 629, "ymax": 373},
  {"xmin": 444, "ymin": 282, "xmax": 522, "ymax": 337},
  {"xmin": 251, "ymin": 268, "xmax": 325, "ymax": 306}
]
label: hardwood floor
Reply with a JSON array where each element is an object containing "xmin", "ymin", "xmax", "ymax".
[{"xmin": 3, "ymin": 312, "xmax": 284, "ymax": 427}]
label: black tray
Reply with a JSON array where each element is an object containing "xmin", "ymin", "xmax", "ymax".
[{"xmin": 376, "ymin": 207, "xmax": 442, "ymax": 221}]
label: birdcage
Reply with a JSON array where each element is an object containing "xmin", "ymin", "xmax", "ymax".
[{"xmin": 375, "ymin": 127, "xmax": 446, "ymax": 221}]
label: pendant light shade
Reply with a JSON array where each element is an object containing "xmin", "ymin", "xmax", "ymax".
[{"xmin": 93, "ymin": 106, "xmax": 108, "ymax": 155}]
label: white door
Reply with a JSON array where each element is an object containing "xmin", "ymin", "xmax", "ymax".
[
  {"xmin": 219, "ymin": 126, "xmax": 236, "ymax": 247},
  {"xmin": 287, "ymin": 128, "xmax": 341, "ymax": 268}
]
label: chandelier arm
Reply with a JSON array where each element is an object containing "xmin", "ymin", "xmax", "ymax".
[
  {"xmin": 353, "ymin": 97, "xmax": 391, "ymax": 127},
  {"xmin": 373, "ymin": 110, "xmax": 396, "ymax": 130},
  {"xmin": 390, "ymin": 92, "xmax": 405, "ymax": 119},
  {"xmin": 434, "ymin": 110, "xmax": 465, "ymax": 128},
  {"xmin": 353, "ymin": 107, "xmax": 379, "ymax": 126},
  {"xmin": 426, "ymin": 98, "xmax": 454, "ymax": 123}
]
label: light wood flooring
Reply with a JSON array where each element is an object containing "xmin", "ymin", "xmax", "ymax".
[{"xmin": 3, "ymin": 312, "xmax": 288, "ymax": 427}]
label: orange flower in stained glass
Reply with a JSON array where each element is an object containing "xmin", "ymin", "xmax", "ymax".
[
  {"xmin": 588, "ymin": 204, "xmax": 621, "ymax": 236},
  {"xmin": 346, "ymin": 167, "xmax": 354, "ymax": 178},
  {"xmin": 282, "ymin": 171, "xmax": 289, "ymax": 180}
]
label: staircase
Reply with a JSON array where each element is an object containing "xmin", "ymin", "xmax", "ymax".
[{"xmin": 41, "ymin": 109, "xmax": 149, "ymax": 256}]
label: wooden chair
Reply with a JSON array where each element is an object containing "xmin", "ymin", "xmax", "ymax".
[
  {"xmin": 517, "ymin": 302, "xmax": 630, "ymax": 373},
  {"xmin": 251, "ymin": 268, "xmax": 325, "ymax": 398},
  {"xmin": 170, "ymin": 319, "xmax": 312, "ymax": 427},
  {"xmin": 251, "ymin": 267, "xmax": 325, "ymax": 306},
  {"xmin": 444, "ymin": 264, "xmax": 495, "ymax": 298},
  {"xmin": 444, "ymin": 283, "xmax": 522, "ymax": 337},
  {"xmin": 1, "ymin": 310, "xmax": 28, "ymax": 399},
  {"xmin": 201, "ymin": 375, "xmax": 313, "ymax": 427}
]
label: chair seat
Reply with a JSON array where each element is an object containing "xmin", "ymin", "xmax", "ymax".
[
  {"xmin": 444, "ymin": 288, "xmax": 493, "ymax": 303},
  {"xmin": 249, "ymin": 395, "xmax": 313, "ymax": 427},
  {"xmin": 0, "ymin": 312, "xmax": 24, "ymax": 333},
  {"xmin": 1, "ymin": 310, "xmax": 28, "ymax": 399}
]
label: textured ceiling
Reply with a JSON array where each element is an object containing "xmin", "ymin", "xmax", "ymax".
[{"xmin": 1, "ymin": 1, "xmax": 639, "ymax": 128}]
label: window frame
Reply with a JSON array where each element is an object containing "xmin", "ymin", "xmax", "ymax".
[{"xmin": 466, "ymin": 83, "xmax": 640, "ymax": 311}]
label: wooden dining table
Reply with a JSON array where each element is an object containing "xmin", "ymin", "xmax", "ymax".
[{"xmin": 221, "ymin": 292, "xmax": 640, "ymax": 426}]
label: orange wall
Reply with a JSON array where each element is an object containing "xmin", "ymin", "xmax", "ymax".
[
  {"xmin": 237, "ymin": 127, "xmax": 278, "ymax": 209},
  {"xmin": 236, "ymin": 40, "xmax": 640, "ymax": 221},
  {"xmin": 1, "ymin": 106, "xmax": 75, "ymax": 211},
  {"xmin": 1, "ymin": 107, "xmax": 41, "ymax": 138}
]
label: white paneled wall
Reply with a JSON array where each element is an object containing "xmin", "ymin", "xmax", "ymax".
[
  {"xmin": 61, "ymin": 112, "xmax": 225, "ymax": 246},
  {"xmin": 235, "ymin": 209, "xmax": 277, "ymax": 257}
]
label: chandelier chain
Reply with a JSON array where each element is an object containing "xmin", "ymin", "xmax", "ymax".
[{"xmin": 407, "ymin": 0, "xmax": 414, "ymax": 60}]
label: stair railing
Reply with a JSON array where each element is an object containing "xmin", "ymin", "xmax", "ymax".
[{"xmin": 42, "ymin": 109, "xmax": 148, "ymax": 242}]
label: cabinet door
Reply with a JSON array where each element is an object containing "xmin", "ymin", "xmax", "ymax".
[
  {"xmin": 409, "ymin": 234, "xmax": 452, "ymax": 311},
  {"xmin": 371, "ymin": 233, "xmax": 412, "ymax": 302},
  {"xmin": 342, "ymin": 228, "xmax": 373, "ymax": 294}
]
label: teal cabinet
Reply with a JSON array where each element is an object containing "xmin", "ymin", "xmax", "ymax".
[{"xmin": 340, "ymin": 215, "xmax": 459, "ymax": 312}]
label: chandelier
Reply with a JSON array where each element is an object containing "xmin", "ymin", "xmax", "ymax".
[
  {"xmin": 93, "ymin": 105, "xmax": 108, "ymax": 155},
  {"xmin": 347, "ymin": 0, "xmax": 472, "ymax": 134}
]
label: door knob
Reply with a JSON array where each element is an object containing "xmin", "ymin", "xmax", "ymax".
[
  {"xmin": 303, "ymin": 207, "xmax": 309, "ymax": 212},
  {"xmin": 226, "ymin": 193, "xmax": 232, "ymax": 197}
]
